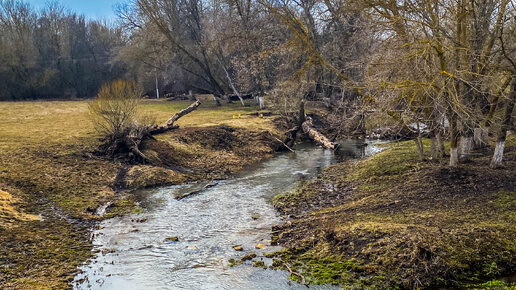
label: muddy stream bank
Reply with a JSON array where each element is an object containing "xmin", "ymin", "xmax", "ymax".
[{"xmin": 74, "ymin": 140, "xmax": 386, "ymax": 289}]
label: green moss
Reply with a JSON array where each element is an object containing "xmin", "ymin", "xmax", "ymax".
[
  {"xmin": 478, "ymin": 279, "xmax": 516, "ymax": 289},
  {"xmin": 494, "ymin": 190, "xmax": 516, "ymax": 208},
  {"xmin": 104, "ymin": 199, "xmax": 141, "ymax": 219},
  {"xmin": 228, "ymin": 258, "xmax": 244, "ymax": 267},
  {"xmin": 241, "ymin": 252, "xmax": 257, "ymax": 261},
  {"xmin": 264, "ymin": 252, "xmax": 279, "ymax": 258},
  {"xmin": 275, "ymin": 249, "xmax": 398, "ymax": 287},
  {"xmin": 347, "ymin": 140, "xmax": 426, "ymax": 182},
  {"xmin": 271, "ymin": 180, "xmax": 312, "ymax": 208},
  {"xmin": 253, "ymin": 260, "xmax": 267, "ymax": 269}
]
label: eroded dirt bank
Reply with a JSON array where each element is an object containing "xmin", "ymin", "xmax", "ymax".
[
  {"xmin": 270, "ymin": 136, "xmax": 516, "ymax": 289},
  {"xmin": 0, "ymin": 115, "xmax": 281, "ymax": 288}
]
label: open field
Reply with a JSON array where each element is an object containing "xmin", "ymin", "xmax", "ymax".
[
  {"xmin": 0, "ymin": 99, "xmax": 279, "ymax": 288},
  {"xmin": 271, "ymin": 136, "xmax": 516, "ymax": 288}
]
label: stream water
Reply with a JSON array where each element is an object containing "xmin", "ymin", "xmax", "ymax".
[{"xmin": 74, "ymin": 140, "xmax": 386, "ymax": 290}]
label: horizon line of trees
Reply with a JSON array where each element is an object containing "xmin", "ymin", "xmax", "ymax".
[
  {"xmin": 0, "ymin": 0, "xmax": 127, "ymax": 100},
  {"xmin": 1, "ymin": 0, "xmax": 515, "ymax": 168}
]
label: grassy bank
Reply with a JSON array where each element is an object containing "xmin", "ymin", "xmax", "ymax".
[
  {"xmin": 0, "ymin": 99, "xmax": 279, "ymax": 288},
  {"xmin": 271, "ymin": 136, "xmax": 516, "ymax": 288}
]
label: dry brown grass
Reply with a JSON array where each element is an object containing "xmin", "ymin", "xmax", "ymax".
[{"xmin": 0, "ymin": 99, "xmax": 278, "ymax": 289}]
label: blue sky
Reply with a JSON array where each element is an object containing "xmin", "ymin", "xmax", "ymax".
[{"xmin": 25, "ymin": 0, "xmax": 128, "ymax": 19}]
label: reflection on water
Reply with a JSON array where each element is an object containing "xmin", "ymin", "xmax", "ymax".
[
  {"xmin": 335, "ymin": 138, "xmax": 389, "ymax": 160},
  {"xmin": 75, "ymin": 141, "xmax": 384, "ymax": 290}
]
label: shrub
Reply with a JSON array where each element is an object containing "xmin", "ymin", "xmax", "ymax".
[
  {"xmin": 89, "ymin": 80, "xmax": 152, "ymax": 158},
  {"xmin": 89, "ymin": 79, "xmax": 142, "ymax": 140}
]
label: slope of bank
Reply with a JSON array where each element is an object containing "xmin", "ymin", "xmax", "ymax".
[
  {"xmin": 271, "ymin": 136, "xmax": 516, "ymax": 288},
  {"xmin": 0, "ymin": 100, "xmax": 280, "ymax": 289}
]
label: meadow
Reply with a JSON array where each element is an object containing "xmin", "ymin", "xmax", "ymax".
[{"xmin": 0, "ymin": 99, "xmax": 276, "ymax": 288}]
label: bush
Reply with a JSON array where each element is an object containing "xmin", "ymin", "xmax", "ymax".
[
  {"xmin": 89, "ymin": 80, "xmax": 142, "ymax": 139},
  {"xmin": 89, "ymin": 80, "xmax": 152, "ymax": 158}
]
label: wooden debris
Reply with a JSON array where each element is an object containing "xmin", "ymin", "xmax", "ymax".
[
  {"xmin": 149, "ymin": 100, "xmax": 201, "ymax": 134},
  {"xmin": 301, "ymin": 116, "xmax": 336, "ymax": 150},
  {"xmin": 284, "ymin": 263, "xmax": 308, "ymax": 286}
]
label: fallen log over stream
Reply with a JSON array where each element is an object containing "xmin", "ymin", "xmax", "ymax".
[
  {"xmin": 301, "ymin": 117, "xmax": 336, "ymax": 150},
  {"xmin": 283, "ymin": 100, "xmax": 336, "ymax": 150}
]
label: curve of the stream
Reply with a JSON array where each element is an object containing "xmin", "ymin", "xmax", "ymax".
[{"xmin": 74, "ymin": 140, "xmax": 386, "ymax": 290}]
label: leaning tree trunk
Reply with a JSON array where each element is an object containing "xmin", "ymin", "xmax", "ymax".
[
  {"xmin": 126, "ymin": 100, "xmax": 201, "ymax": 162},
  {"xmin": 491, "ymin": 75, "xmax": 516, "ymax": 168},
  {"xmin": 221, "ymin": 62, "xmax": 245, "ymax": 106},
  {"xmin": 149, "ymin": 100, "xmax": 201, "ymax": 134}
]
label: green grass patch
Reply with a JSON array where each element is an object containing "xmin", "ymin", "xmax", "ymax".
[{"xmin": 272, "ymin": 135, "xmax": 516, "ymax": 288}]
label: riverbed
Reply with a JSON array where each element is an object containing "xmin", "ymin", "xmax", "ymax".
[{"xmin": 74, "ymin": 140, "xmax": 385, "ymax": 289}]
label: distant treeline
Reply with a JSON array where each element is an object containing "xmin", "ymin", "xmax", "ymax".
[{"xmin": 0, "ymin": 0, "xmax": 126, "ymax": 100}]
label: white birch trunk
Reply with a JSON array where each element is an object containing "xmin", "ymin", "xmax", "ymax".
[
  {"xmin": 213, "ymin": 95, "xmax": 221, "ymax": 106},
  {"xmin": 188, "ymin": 90, "xmax": 195, "ymax": 101}
]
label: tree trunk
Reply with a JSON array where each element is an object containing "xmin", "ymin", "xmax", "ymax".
[
  {"xmin": 149, "ymin": 100, "xmax": 201, "ymax": 134},
  {"xmin": 491, "ymin": 75, "xmax": 516, "ymax": 168},
  {"xmin": 431, "ymin": 135, "xmax": 438, "ymax": 159},
  {"xmin": 302, "ymin": 117, "xmax": 336, "ymax": 150},
  {"xmin": 437, "ymin": 132, "xmax": 445, "ymax": 158},
  {"xmin": 213, "ymin": 95, "xmax": 221, "ymax": 106},
  {"xmin": 414, "ymin": 135, "xmax": 425, "ymax": 161},
  {"xmin": 284, "ymin": 100, "xmax": 306, "ymax": 148},
  {"xmin": 491, "ymin": 140, "xmax": 505, "ymax": 168},
  {"xmin": 155, "ymin": 75, "xmax": 160, "ymax": 99},
  {"xmin": 259, "ymin": 96, "xmax": 265, "ymax": 109},
  {"xmin": 473, "ymin": 127, "xmax": 489, "ymax": 149},
  {"xmin": 430, "ymin": 130, "xmax": 440, "ymax": 160},
  {"xmin": 221, "ymin": 61, "xmax": 245, "ymax": 106},
  {"xmin": 449, "ymin": 116, "xmax": 459, "ymax": 167},
  {"xmin": 188, "ymin": 90, "xmax": 196, "ymax": 101},
  {"xmin": 458, "ymin": 131, "xmax": 473, "ymax": 162}
]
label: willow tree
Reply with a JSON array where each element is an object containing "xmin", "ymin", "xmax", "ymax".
[
  {"xmin": 491, "ymin": 12, "xmax": 516, "ymax": 168},
  {"xmin": 362, "ymin": 0, "xmax": 511, "ymax": 166}
]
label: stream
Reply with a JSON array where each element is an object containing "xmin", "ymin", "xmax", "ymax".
[{"xmin": 74, "ymin": 140, "xmax": 387, "ymax": 290}]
